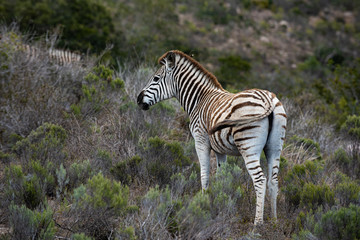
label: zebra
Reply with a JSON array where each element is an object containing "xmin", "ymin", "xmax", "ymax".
[
  {"xmin": 137, "ymin": 50, "xmax": 287, "ymax": 225},
  {"xmin": 0, "ymin": 34, "xmax": 83, "ymax": 66},
  {"xmin": 21, "ymin": 44, "xmax": 82, "ymax": 66}
]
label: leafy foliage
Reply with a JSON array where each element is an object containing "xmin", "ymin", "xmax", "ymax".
[
  {"xmin": 69, "ymin": 173, "xmax": 131, "ymax": 239},
  {"xmin": 314, "ymin": 205, "xmax": 360, "ymax": 240},
  {"xmin": 0, "ymin": 0, "xmax": 125, "ymax": 58},
  {"xmin": 72, "ymin": 65, "xmax": 124, "ymax": 118},
  {"xmin": 9, "ymin": 204, "xmax": 55, "ymax": 240},
  {"xmin": 216, "ymin": 55, "xmax": 251, "ymax": 88},
  {"xmin": 0, "ymin": 1, "xmax": 360, "ymax": 238}
]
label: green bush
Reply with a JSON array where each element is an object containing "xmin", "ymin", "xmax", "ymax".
[
  {"xmin": 71, "ymin": 233, "xmax": 94, "ymax": 240},
  {"xmin": 195, "ymin": 0, "xmax": 235, "ymax": 24},
  {"xmin": 73, "ymin": 173, "xmax": 129, "ymax": 215},
  {"xmin": 333, "ymin": 147, "xmax": 360, "ymax": 180},
  {"xmin": 4, "ymin": 164, "xmax": 48, "ymax": 210},
  {"xmin": 141, "ymin": 185, "xmax": 181, "ymax": 238},
  {"xmin": 111, "ymin": 155, "xmax": 142, "ymax": 185},
  {"xmin": 0, "ymin": 151, "xmax": 12, "ymax": 164},
  {"xmin": 70, "ymin": 173, "xmax": 131, "ymax": 239},
  {"xmin": 341, "ymin": 115, "xmax": 360, "ymax": 141},
  {"xmin": 215, "ymin": 55, "xmax": 251, "ymax": 88},
  {"xmin": 300, "ymin": 183, "xmax": 335, "ymax": 210},
  {"xmin": 141, "ymin": 136, "xmax": 194, "ymax": 186},
  {"xmin": 292, "ymin": 230, "xmax": 318, "ymax": 240},
  {"xmin": 13, "ymin": 123, "xmax": 67, "ymax": 168},
  {"xmin": 335, "ymin": 181, "xmax": 360, "ymax": 207},
  {"xmin": 9, "ymin": 204, "xmax": 55, "ymax": 240},
  {"xmin": 315, "ymin": 46, "xmax": 345, "ymax": 66},
  {"xmin": 328, "ymin": 60, "xmax": 360, "ymax": 127},
  {"xmin": 283, "ymin": 160, "xmax": 324, "ymax": 209},
  {"xmin": 4, "ymin": 123, "xmax": 67, "ymax": 206},
  {"xmin": 314, "ymin": 205, "xmax": 360, "ymax": 240},
  {"xmin": 0, "ymin": 0, "xmax": 125, "ymax": 57},
  {"xmin": 116, "ymin": 226, "xmax": 137, "ymax": 240},
  {"xmin": 68, "ymin": 160, "xmax": 94, "ymax": 189},
  {"xmin": 176, "ymin": 191, "xmax": 212, "ymax": 238},
  {"xmin": 297, "ymin": 55, "xmax": 324, "ymax": 76},
  {"xmin": 72, "ymin": 65, "xmax": 124, "ymax": 118},
  {"xmin": 209, "ymin": 161, "xmax": 243, "ymax": 216}
]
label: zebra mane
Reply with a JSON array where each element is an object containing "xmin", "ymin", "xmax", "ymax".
[{"xmin": 158, "ymin": 50, "xmax": 224, "ymax": 91}]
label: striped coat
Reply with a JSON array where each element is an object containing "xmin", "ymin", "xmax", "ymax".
[
  {"xmin": 0, "ymin": 34, "xmax": 82, "ymax": 66},
  {"xmin": 137, "ymin": 50, "xmax": 287, "ymax": 225}
]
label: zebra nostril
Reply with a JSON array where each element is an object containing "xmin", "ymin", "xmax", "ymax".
[{"xmin": 137, "ymin": 90, "xmax": 149, "ymax": 110}]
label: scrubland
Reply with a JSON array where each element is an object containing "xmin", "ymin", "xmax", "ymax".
[{"xmin": 0, "ymin": 0, "xmax": 360, "ymax": 239}]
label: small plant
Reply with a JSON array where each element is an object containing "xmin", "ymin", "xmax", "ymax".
[
  {"xmin": 56, "ymin": 163, "xmax": 69, "ymax": 199},
  {"xmin": 282, "ymin": 160, "xmax": 324, "ymax": 210},
  {"xmin": 300, "ymin": 183, "xmax": 335, "ymax": 210},
  {"xmin": 71, "ymin": 233, "xmax": 94, "ymax": 240},
  {"xmin": 177, "ymin": 191, "xmax": 212, "ymax": 239},
  {"xmin": 111, "ymin": 155, "xmax": 142, "ymax": 185},
  {"xmin": 289, "ymin": 135, "xmax": 322, "ymax": 160},
  {"xmin": 209, "ymin": 161, "xmax": 243, "ymax": 216},
  {"xmin": 9, "ymin": 204, "xmax": 55, "ymax": 240},
  {"xmin": 140, "ymin": 136, "xmax": 194, "ymax": 186},
  {"xmin": 314, "ymin": 204, "xmax": 360, "ymax": 240},
  {"xmin": 12, "ymin": 123, "xmax": 67, "ymax": 171},
  {"xmin": 341, "ymin": 115, "xmax": 360, "ymax": 140},
  {"xmin": 332, "ymin": 147, "xmax": 360, "ymax": 180},
  {"xmin": 335, "ymin": 180, "xmax": 360, "ymax": 207},
  {"xmin": 68, "ymin": 160, "xmax": 94, "ymax": 189},
  {"xmin": 4, "ymin": 164, "xmax": 47, "ymax": 210},
  {"xmin": 69, "ymin": 173, "xmax": 131, "ymax": 239},
  {"xmin": 71, "ymin": 64, "xmax": 125, "ymax": 118},
  {"xmin": 116, "ymin": 226, "xmax": 136, "ymax": 240},
  {"xmin": 139, "ymin": 185, "xmax": 179, "ymax": 239}
]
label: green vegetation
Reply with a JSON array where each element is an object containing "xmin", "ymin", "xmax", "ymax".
[
  {"xmin": 0, "ymin": 0, "xmax": 359, "ymax": 239},
  {"xmin": 9, "ymin": 204, "xmax": 55, "ymax": 240}
]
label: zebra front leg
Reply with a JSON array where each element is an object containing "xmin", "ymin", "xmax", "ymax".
[
  {"xmin": 194, "ymin": 139, "xmax": 211, "ymax": 191},
  {"xmin": 215, "ymin": 152, "xmax": 227, "ymax": 173}
]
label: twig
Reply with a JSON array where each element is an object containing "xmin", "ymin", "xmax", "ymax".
[{"xmin": 53, "ymin": 218, "xmax": 74, "ymax": 233}]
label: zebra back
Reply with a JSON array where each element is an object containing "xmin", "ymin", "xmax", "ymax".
[{"xmin": 1, "ymin": 34, "xmax": 83, "ymax": 66}]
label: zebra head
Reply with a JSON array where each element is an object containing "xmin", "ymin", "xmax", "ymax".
[{"xmin": 137, "ymin": 51, "xmax": 177, "ymax": 110}]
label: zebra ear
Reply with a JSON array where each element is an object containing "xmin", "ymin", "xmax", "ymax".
[{"xmin": 165, "ymin": 52, "xmax": 176, "ymax": 70}]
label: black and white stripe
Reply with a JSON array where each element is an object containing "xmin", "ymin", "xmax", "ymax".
[
  {"xmin": 137, "ymin": 50, "xmax": 287, "ymax": 225},
  {"xmin": 1, "ymin": 35, "xmax": 82, "ymax": 66}
]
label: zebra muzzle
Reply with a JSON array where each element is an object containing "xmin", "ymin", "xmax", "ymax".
[{"xmin": 137, "ymin": 91, "xmax": 150, "ymax": 110}]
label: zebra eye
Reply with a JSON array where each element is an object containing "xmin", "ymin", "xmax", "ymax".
[{"xmin": 153, "ymin": 76, "xmax": 160, "ymax": 82}]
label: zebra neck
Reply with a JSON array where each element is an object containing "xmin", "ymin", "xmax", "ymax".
[{"xmin": 175, "ymin": 71, "xmax": 222, "ymax": 115}]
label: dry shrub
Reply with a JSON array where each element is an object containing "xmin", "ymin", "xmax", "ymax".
[
  {"xmin": 283, "ymin": 98, "xmax": 340, "ymax": 155},
  {"xmin": 0, "ymin": 26, "xmax": 92, "ymax": 153}
]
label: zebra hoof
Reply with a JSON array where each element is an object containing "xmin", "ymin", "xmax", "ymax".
[{"xmin": 247, "ymin": 227, "xmax": 262, "ymax": 239}]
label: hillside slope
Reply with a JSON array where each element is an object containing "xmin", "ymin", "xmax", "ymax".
[{"xmin": 0, "ymin": 0, "xmax": 360, "ymax": 239}]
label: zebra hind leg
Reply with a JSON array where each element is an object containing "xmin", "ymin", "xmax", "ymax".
[
  {"xmin": 264, "ymin": 148, "xmax": 281, "ymax": 220},
  {"xmin": 233, "ymin": 120, "xmax": 269, "ymax": 225},
  {"xmin": 264, "ymin": 108, "xmax": 287, "ymax": 220}
]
